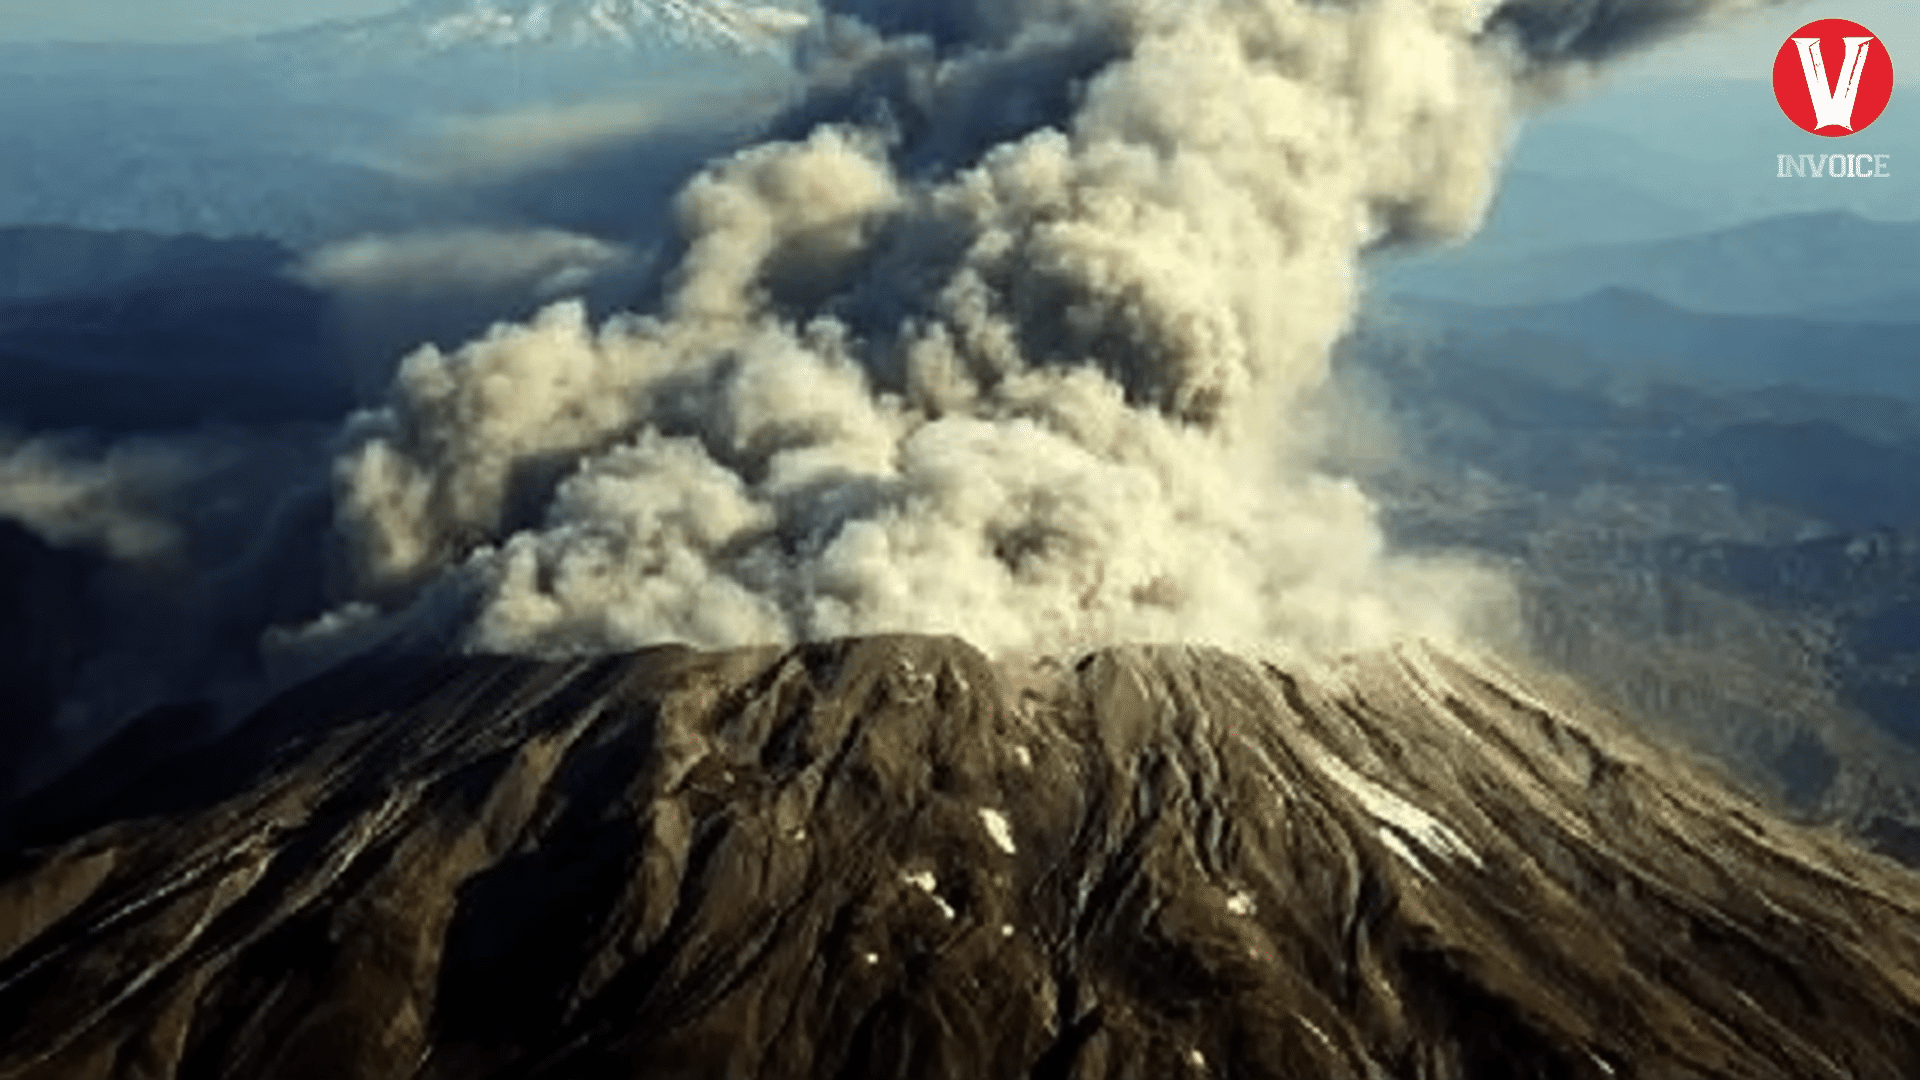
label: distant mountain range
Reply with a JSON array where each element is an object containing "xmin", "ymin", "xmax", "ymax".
[
  {"xmin": 1383, "ymin": 211, "xmax": 1920, "ymax": 318},
  {"xmin": 1801, "ymin": 290, "xmax": 1920, "ymax": 325},
  {"xmin": 1394, "ymin": 283, "xmax": 1920, "ymax": 401}
]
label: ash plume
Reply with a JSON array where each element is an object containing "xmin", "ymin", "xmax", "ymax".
[
  {"xmin": 312, "ymin": 0, "xmax": 1776, "ymax": 662},
  {"xmin": 0, "ymin": 1, "xmax": 1787, "ymax": 805}
]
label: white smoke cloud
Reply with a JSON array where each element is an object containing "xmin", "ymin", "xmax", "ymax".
[
  {"xmin": 302, "ymin": 0, "xmax": 1778, "ymax": 663},
  {"xmin": 397, "ymin": 89, "xmax": 788, "ymax": 183},
  {"xmin": 300, "ymin": 228, "xmax": 633, "ymax": 299},
  {"xmin": 0, "ymin": 432, "xmax": 203, "ymax": 563},
  {"xmin": 411, "ymin": 99, "xmax": 678, "ymax": 182},
  {"xmin": 298, "ymin": 227, "xmax": 650, "ymax": 401}
]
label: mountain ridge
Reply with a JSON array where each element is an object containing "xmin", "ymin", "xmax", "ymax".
[
  {"xmin": 1394, "ymin": 284, "xmax": 1920, "ymax": 400},
  {"xmin": 1385, "ymin": 210, "xmax": 1920, "ymax": 316}
]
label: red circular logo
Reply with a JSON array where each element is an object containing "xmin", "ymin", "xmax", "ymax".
[{"xmin": 1773, "ymin": 19, "xmax": 1896, "ymax": 136}]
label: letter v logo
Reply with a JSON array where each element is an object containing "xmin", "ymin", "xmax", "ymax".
[
  {"xmin": 1774, "ymin": 19, "xmax": 1896, "ymax": 137},
  {"xmin": 1794, "ymin": 35, "xmax": 1875, "ymax": 129}
]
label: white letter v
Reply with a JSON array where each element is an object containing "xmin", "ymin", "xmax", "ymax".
[{"xmin": 1795, "ymin": 36, "xmax": 1876, "ymax": 131}]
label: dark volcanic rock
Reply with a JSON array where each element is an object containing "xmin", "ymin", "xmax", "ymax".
[{"xmin": 4, "ymin": 635, "xmax": 1920, "ymax": 1078}]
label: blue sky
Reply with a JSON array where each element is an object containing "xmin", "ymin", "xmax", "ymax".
[{"xmin": 1, "ymin": 0, "xmax": 1913, "ymax": 65}]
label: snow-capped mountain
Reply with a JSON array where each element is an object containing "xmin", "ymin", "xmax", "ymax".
[{"xmin": 292, "ymin": 0, "xmax": 812, "ymax": 57}]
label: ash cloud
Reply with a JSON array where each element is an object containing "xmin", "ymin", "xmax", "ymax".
[
  {"xmin": 0, "ymin": 432, "xmax": 199, "ymax": 564},
  {"xmin": 0, "ymin": 0, "xmax": 1783, "ymax": 807},
  {"xmin": 298, "ymin": 227, "xmax": 642, "ymax": 396},
  {"xmin": 301, "ymin": 228, "xmax": 631, "ymax": 300},
  {"xmin": 396, "ymin": 90, "xmax": 786, "ymax": 184},
  {"xmin": 296, "ymin": 78, "xmax": 797, "ymax": 396},
  {"xmin": 1483, "ymin": 0, "xmax": 1777, "ymax": 66},
  {"xmin": 305, "ymin": 0, "xmax": 1782, "ymax": 664}
]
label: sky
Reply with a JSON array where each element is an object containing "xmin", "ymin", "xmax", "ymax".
[
  {"xmin": 0, "ymin": 0, "xmax": 1908, "ymax": 224},
  {"xmin": 1612, "ymin": 0, "xmax": 1918, "ymax": 82},
  {"xmin": 1519, "ymin": 0, "xmax": 1919, "ymax": 226},
  {"xmin": 0, "ymin": 0, "xmax": 1912, "ymax": 64}
]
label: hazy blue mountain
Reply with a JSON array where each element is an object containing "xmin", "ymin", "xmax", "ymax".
[
  {"xmin": 1457, "ymin": 167, "xmax": 1706, "ymax": 255},
  {"xmin": 0, "ymin": 227, "xmax": 289, "ymax": 301},
  {"xmin": 0, "ymin": 228, "xmax": 353, "ymax": 431},
  {"xmin": 1394, "ymin": 286, "xmax": 1920, "ymax": 401},
  {"xmin": 1383, "ymin": 211, "xmax": 1920, "ymax": 317},
  {"xmin": 1799, "ymin": 290, "xmax": 1920, "ymax": 325}
]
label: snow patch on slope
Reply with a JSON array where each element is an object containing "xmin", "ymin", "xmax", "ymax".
[{"xmin": 1308, "ymin": 746, "xmax": 1483, "ymax": 878}]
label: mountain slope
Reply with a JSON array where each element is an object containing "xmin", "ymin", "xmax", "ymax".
[{"xmin": 4, "ymin": 636, "xmax": 1920, "ymax": 1078}]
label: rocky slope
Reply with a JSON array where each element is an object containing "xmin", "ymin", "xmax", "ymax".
[{"xmin": 4, "ymin": 635, "xmax": 1920, "ymax": 1078}]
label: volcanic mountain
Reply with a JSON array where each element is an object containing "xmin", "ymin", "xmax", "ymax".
[
  {"xmin": 4, "ymin": 635, "xmax": 1920, "ymax": 1078},
  {"xmin": 279, "ymin": 0, "xmax": 812, "ymax": 57}
]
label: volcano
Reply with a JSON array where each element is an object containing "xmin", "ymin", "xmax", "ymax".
[
  {"xmin": 3, "ymin": 635, "xmax": 1919, "ymax": 1078},
  {"xmin": 282, "ymin": 0, "xmax": 812, "ymax": 57}
]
